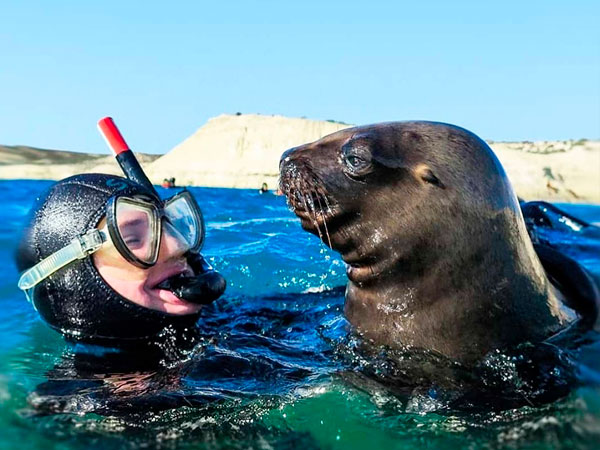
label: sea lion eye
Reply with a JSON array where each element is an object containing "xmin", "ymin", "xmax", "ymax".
[
  {"xmin": 347, "ymin": 155, "xmax": 364, "ymax": 168},
  {"xmin": 342, "ymin": 143, "xmax": 373, "ymax": 177}
]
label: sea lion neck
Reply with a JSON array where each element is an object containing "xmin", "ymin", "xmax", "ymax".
[{"xmin": 343, "ymin": 206, "xmax": 567, "ymax": 366}]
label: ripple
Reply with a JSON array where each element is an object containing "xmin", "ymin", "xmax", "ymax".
[{"xmin": 1, "ymin": 182, "xmax": 599, "ymax": 449}]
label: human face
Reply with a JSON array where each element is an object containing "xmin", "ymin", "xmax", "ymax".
[{"xmin": 93, "ymin": 217, "xmax": 202, "ymax": 315}]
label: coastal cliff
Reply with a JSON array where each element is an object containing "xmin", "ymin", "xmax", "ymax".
[
  {"xmin": 0, "ymin": 114, "xmax": 598, "ymax": 203},
  {"xmin": 144, "ymin": 114, "xmax": 351, "ymax": 189}
]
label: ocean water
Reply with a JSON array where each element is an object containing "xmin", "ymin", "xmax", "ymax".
[{"xmin": 1, "ymin": 179, "xmax": 599, "ymax": 449}]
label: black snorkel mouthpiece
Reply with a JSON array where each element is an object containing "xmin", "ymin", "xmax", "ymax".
[
  {"xmin": 157, "ymin": 272, "xmax": 226, "ymax": 305},
  {"xmin": 158, "ymin": 252, "xmax": 226, "ymax": 305}
]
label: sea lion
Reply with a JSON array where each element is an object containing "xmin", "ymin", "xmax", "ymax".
[{"xmin": 279, "ymin": 121, "xmax": 599, "ymax": 366}]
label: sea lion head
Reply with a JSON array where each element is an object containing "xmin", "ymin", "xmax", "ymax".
[
  {"xmin": 280, "ymin": 121, "xmax": 566, "ymax": 364},
  {"xmin": 280, "ymin": 121, "xmax": 521, "ymax": 283}
]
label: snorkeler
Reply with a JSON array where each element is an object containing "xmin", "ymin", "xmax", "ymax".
[
  {"xmin": 15, "ymin": 119, "xmax": 226, "ymax": 346},
  {"xmin": 259, "ymin": 182, "xmax": 269, "ymax": 194}
]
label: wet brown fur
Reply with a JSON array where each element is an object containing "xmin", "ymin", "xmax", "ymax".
[{"xmin": 280, "ymin": 121, "xmax": 570, "ymax": 366}]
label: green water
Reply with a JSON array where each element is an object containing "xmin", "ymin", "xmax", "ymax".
[{"xmin": 1, "ymin": 181, "xmax": 599, "ymax": 449}]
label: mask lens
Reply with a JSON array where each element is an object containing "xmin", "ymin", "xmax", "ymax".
[
  {"xmin": 115, "ymin": 198, "xmax": 159, "ymax": 264},
  {"xmin": 164, "ymin": 192, "xmax": 204, "ymax": 250}
]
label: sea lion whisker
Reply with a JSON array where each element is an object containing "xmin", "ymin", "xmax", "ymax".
[
  {"xmin": 289, "ymin": 177, "xmax": 304, "ymax": 212},
  {"xmin": 308, "ymin": 189, "xmax": 328, "ymax": 245},
  {"xmin": 312, "ymin": 189, "xmax": 333, "ymax": 249},
  {"xmin": 320, "ymin": 188, "xmax": 333, "ymax": 215},
  {"xmin": 299, "ymin": 188, "xmax": 326, "ymax": 243},
  {"xmin": 305, "ymin": 189, "xmax": 316, "ymax": 211},
  {"xmin": 296, "ymin": 184, "xmax": 322, "ymax": 238},
  {"xmin": 288, "ymin": 169, "xmax": 335, "ymax": 249}
]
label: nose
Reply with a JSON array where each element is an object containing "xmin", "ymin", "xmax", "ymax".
[
  {"xmin": 158, "ymin": 221, "xmax": 189, "ymax": 260},
  {"xmin": 279, "ymin": 146, "xmax": 299, "ymax": 167}
]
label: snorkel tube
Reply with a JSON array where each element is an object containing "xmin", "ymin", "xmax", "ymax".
[
  {"xmin": 96, "ymin": 117, "xmax": 226, "ymax": 305},
  {"xmin": 97, "ymin": 117, "xmax": 157, "ymax": 194}
]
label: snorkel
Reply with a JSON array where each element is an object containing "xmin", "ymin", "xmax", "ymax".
[
  {"xmin": 97, "ymin": 117, "xmax": 156, "ymax": 192},
  {"xmin": 15, "ymin": 119, "xmax": 226, "ymax": 346},
  {"xmin": 97, "ymin": 117, "xmax": 226, "ymax": 305}
]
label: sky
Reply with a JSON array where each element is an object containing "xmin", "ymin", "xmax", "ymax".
[{"xmin": 1, "ymin": 0, "xmax": 599, "ymax": 154}]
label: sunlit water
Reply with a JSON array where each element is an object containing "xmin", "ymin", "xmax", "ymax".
[{"xmin": 1, "ymin": 180, "xmax": 599, "ymax": 449}]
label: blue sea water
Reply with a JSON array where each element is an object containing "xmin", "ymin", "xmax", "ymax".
[{"xmin": 1, "ymin": 179, "xmax": 599, "ymax": 449}]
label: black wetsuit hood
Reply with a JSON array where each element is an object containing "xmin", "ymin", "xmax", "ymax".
[{"xmin": 15, "ymin": 174, "xmax": 202, "ymax": 345}]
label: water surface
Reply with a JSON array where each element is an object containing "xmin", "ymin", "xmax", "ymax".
[{"xmin": 1, "ymin": 180, "xmax": 599, "ymax": 449}]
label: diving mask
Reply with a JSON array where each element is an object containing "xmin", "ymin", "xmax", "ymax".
[{"xmin": 18, "ymin": 190, "xmax": 204, "ymax": 291}]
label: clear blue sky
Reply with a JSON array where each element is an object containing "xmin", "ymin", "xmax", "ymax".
[{"xmin": 1, "ymin": 0, "xmax": 598, "ymax": 154}]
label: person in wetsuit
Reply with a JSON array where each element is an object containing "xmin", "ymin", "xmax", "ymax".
[
  {"xmin": 16, "ymin": 173, "xmax": 226, "ymax": 346},
  {"xmin": 15, "ymin": 173, "xmax": 228, "ymax": 414}
]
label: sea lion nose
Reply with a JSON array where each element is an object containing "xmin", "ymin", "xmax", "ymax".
[
  {"xmin": 281, "ymin": 143, "xmax": 315, "ymax": 166},
  {"xmin": 279, "ymin": 147, "xmax": 298, "ymax": 167}
]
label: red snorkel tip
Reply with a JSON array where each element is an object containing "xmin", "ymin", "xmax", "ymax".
[
  {"xmin": 97, "ymin": 117, "xmax": 130, "ymax": 155},
  {"xmin": 97, "ymin": 116, "xmax": 156, "ymax": 193}
]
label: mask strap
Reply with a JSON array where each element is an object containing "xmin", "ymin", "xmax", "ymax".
[{"xmin": 18, "ymin": 228, "xmax": 108, "ymax": 291}]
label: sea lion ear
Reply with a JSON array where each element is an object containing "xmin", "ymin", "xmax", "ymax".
[{"xmin": 415, "ymin": 164, "xmax": 445, "ymax": 189}]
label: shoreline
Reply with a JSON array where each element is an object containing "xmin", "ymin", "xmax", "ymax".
[{"xmin": 1, "ymin": 115, "xmax": 598, "ymax": 204}]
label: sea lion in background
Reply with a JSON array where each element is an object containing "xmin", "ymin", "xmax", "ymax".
[{"xmin": 279, "ymin": 121, "xmax": 599, "ymax": 367}]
